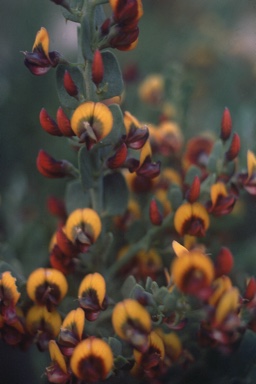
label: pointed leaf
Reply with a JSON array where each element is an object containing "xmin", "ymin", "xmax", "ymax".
[{"xmin": 103, "ymin": 172, "xmax": 128, "ymax": 215}]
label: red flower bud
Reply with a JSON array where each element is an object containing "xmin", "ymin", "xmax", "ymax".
[
  {"xmin": 186, "ymin": 175, "xmax": 200, "ymax": 203},
  {"xmin": 149, "ymin": 198, "xmax": 163, "ymax": 226},
  {"xmin": 63, "ymin": 70, "xmax": 78, "ymax": 97},
  {"xmin": 56, "ymin": 107, "xmax": 74, "ymax": 136},
  {"xmin": 47, "ymin": 196, "xmax": 67, "ymax": 222},
  {"xmin": 214, "ymin": 247, "xmax": 234, "ymax": 278},
  {"xmin": 36, "ymin": 149, "xmax": 77, "ymax": 178},
  {"xmin": 220, "ymin": 107, "xmax": 232, "ymax": 141},
  {"xmin": 39, "ymin": 108, "xmax": 62, "ymax": 136},
  {"xmin": 244, "ymin": 277, "xmax": 256, "ymax": 301},
  {"xmin": 92, "ymin": 49, "xmax": 104, "ymax": 86},
  {"xmin": 225, "ymin": 133, "xmax": 240, "ymax": 161},
  {"xmin": 107, "ymin": 143, "xmax": 128, "ymax": 169}
]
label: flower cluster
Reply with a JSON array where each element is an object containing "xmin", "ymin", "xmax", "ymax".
[{"xmin": 4, "ymin": 0, "xmax": 256, "ymax": 383}]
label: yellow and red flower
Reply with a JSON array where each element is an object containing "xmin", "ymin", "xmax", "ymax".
[
  {"xmin": 46, "ymin": 340, "xmax": 71, "ymax": 383},
  {"xmin": 78, "ymin": 273, "xmax": 107, "ymax": 320},
  {"xmin": 131, "ymin": 331, "xmax": 165, "ymax": 380},
  {"xmin": 183, "ymin": 135, "xmax": 214, "ymax": 172},
  {"xmin": 23, "ymin": 27, "xmax": 60, "ymax": 75},
  {"xmin": 58, "ymin": 308, "xmax": 85, "ymax": 355},
  {"xmin": 65, "ymin": 208, "xmax": 102, "ymax": 252},
  {"xmin": 138, "ymin": 74, "xmax": 164, "ymax": 106},
  {"xmin": 112, "ymin": 298, "xmax": 151, "ymax": 352},
  {"xmin": 238, "ymin": 150, "xmax": 256, "ymax": 194},
  {"xmin": 171, "ymin": 244, "xmax": 214, "ymax": 296},
  {"xmin": 70, "ymin": 337, "xmax": 113, "ymax": 382},
  {"xmin": 206, "ymin": 182, "xmax": 237, "ymax": 216},
  {"xmin": 70, "ymin": 101, "xmax": 113, "ymax": 149},
  {"xmin": 26, "ymin": 268, "xmax": 68, "ymax": 311},
  {"xmin": 174, "ymin": 202, "xmax": 210, "ymax": 237},
  {"xmin": 100, "ymin": 0, "xmax": 143, "ymax": 51},
  {"xmin": 26, "ymin": 305, "xmax": 62, "ymax": 350}
]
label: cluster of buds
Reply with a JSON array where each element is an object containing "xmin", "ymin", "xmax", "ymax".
[{"xmin": 99, "ymin": 0, "xmax": 143, "ymax": 51}]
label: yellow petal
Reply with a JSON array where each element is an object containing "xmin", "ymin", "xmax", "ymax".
[
  {"xmin": 172, "ymin": 241, "xmax": 189, "ymax": 258},
  {"xmin": 210, "ymin": 182, "xmax": 228, "ymax": 206},
  {"xmin": 49, "ymin": 340, "xmax": 68, "ymax": 374},
  {"xmin": 78, "ymin": 272, "xmax": 106, "ymax": 308},
  {"xmin": 247, "ymin": 150, "xmax": 256, "ymax": 179},
  {"xmin": 32, "ymin": 27, "xmax": 50, "ymax": 59}
]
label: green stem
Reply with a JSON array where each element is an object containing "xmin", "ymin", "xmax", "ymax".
[
  {"xmin": 92, "ymin": 0, "xmax": 109, "ymax": 5},
  {"xmin": 107, "ymin": 213, "xmax": 174, "ymax": 279}
]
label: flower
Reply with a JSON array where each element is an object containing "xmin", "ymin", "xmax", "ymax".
[
  {"xmin": 183, "ymin": 135, "xmax": 214, "ymax": 171},
  {"xmin": 237, "ymin": 150, "xmax": 256, "ymax": 194},
  {"xmin": 206, "ymin": 182, "xmax": 237, "ymax": 216},
  {"xmin": 174, "ymin": 202, "xmax": 210, "ymax": 237},
  {"xmin": 26, "ymin": 268, "xmax": 68, "ymax": 311},
  {"xmin": 138, "ymin": 74, "xmax": 164, "ymax": 106},
  {"xmin": 46, "ymin": 340, "xmax": 71, "ymax": 383},
  {"xmin": 65, "ymin": 208, "xmax": 102, "ymax": 251},
  {"xmin": 70, "ymin": 101, "xmax": 113, "ymax": 149},
  {"xmin": 70, "ymin": 337, "xmax": 113, "ymax": 382},
  {"xmin": 112, "ymin": 299, "xmax": 151, "ymax": 352},
  {"xmin": 132, "ymin": 331, "xmax": 165, "ymax": 379},
  {"xmin": 171, "ymin": 245, "xmax": 214, "ymax": 296},
  {"xmin": 78, "ymin": 273, "xmax": 107, "ymax": 320},
  {"xmin": 23, "ymin": 27, "xmax": 60, "ymax": 75},
  {"xmin": 26, "ymin": 305, "xmax": 62, "ymax": 350},
  {"xmin": 58, "ymin": 308, "xmax": 85, "ymax": 356},
  {"xmin": 100, "ymin": 0, "xmax": 143, "ymax": 51}
]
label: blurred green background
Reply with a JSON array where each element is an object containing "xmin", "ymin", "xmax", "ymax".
[{"xmin": 1, "ymin": 0, "xmax": 256, "ymax": 382}]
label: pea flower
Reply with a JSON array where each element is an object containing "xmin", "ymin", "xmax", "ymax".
[
  {"xmin": 23, "ymin": 27, "xmax": 60, "ymax": 75},
  {"xmin": 70, "ymin": 337, "xmax": 114, "ymax": 382}
]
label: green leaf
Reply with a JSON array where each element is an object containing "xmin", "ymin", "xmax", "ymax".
[
  {"xmin": 103, "ymin": 172, "xmax": 129, "ymax": 216},
  {"xmin": 150, "ymin": 281, "xmax": 159, "ymax": 295},
  {"xmin": 65, "ymin": 180, "xmax": 91, "ymax": 214},
  {"xmin": 99, "ymin": 51, "xmax": 124, "ymax": 100},
  {"xmin": 56, "ymin": 64, "xmax": 84, "ymax": 109},
  {"xmin": 114, "ymin": 356, "xmax": 130, "ymax": 370},
  {"xmin": 121, "ymin": 275, "xmax": 137, "ymax": 298},
  {"xmin": 184, "ymin": 165, "xmax": 202, "ymax": 185},
  {"xmin": 154, "ymin": 286, "xmax": 170, "ymax": 304},
  {"xmin": 168, "ymin": 185, "xmax": 183, "ymax": 211},
  {"xmin": 108, "ymin": 337, "xmax": 122, "ymax": 357},
  {"xmin": 207, "ymin": 139, "xmax": 224, "ymax": 173}
]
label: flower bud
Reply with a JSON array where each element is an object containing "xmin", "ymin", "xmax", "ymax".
[
  {"xmin": 107, "ymin": 142, "xmax": 128, "ymax": 169},
  {"xmin": 39, "ymin": 108, "xmax": 62, "ymax": 136},
  {"xmin": 225, "ymin": 133, "xmax": 240, "ymax": 161},
  {"xmin": 214, "ymin": 247, "xmax": 234, "ymax": 278},
  {"xmin": 92, "ymin": 49, "xmax": 104, "ymax": 86},
  {"xmin": 63, "ymin": 70, "xmax": 78, "ymax": 97},
  {"xmin": 220, "ymin": 107, "xmax": 232, "ymax": 141},
  {"xmin": 149, "ymin": 198, "xmax": 163, "ymax": 226},
  {"xmin": 56, "ymin": 107, "xmax": 74, "ymax": 136},
  {"xmin": 186, "ymin": 175, "xmax": 200, "ymax": 203}
]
